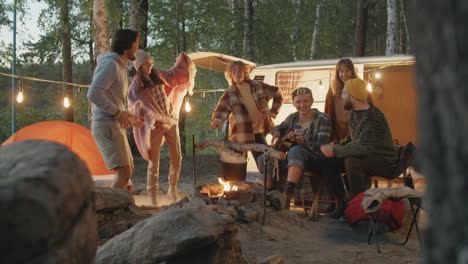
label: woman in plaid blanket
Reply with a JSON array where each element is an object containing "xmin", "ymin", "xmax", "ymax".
[
  {"xmin": 128, "ymin": 50, "xmax": 196, "ymax": 206},
  {"xmin": 211, "ymin": 61, "xmax": 283, "ymax": 169}
]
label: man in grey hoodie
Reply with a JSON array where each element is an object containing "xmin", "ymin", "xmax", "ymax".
[{"xmin": 87, "ymin": 29, "xmax": 143, "ymax": 189}]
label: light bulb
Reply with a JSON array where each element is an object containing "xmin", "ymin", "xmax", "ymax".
[
  {"xmin": 184, "ymin": 99, "xmax": 191, "ymax": 112},
  {"xmin": 367, "ymin": 83, "xmax": 373, "ymax": 92},
  {"xmin": 16, "ymin": 91, "xmax": 24, "ymax": 103},
  {"xmin": 319, "ymin": 80, "xmax": 324, "ymax": 90},
  {"xmin": 375, "ymin": 72, "xmax": 381, "ymax": 79},
  {"xmin": 64, "ymin": 96, "xmax": 70, "ymax": 108}
]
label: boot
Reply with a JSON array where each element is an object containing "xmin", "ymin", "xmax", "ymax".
[
  {"xmin": 281, "ymin": 193, "xmax": 291, "ymax": 210},
  {"xmin": 330, "ymin": 200, "xmax": 347, "ymax": 219},
  {"xmin": 148, "ymin": 189, "xmax": 158, "ymax": 206},
  {"xmin": 167, "ymin": 185, "xmax": 180, "ymax": 203}
]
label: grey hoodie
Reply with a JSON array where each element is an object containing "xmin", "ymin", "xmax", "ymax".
[{"xmin": 87, "ymin": 52, "xmax": 129, "ymax": 125}]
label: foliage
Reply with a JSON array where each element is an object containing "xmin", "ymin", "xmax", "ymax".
[{"xmin": 0, "ymin": 0, "xmax": 396, "ymax": 153}]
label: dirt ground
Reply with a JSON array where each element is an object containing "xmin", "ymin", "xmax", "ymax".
[{"xmin": 131, "ymin": 154, "xmax": 422, "ymax": 264}]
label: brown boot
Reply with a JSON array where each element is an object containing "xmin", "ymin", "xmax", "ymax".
[{"xmin": 281, "ymin": 192, "xmax": 291, "ymax": 210}]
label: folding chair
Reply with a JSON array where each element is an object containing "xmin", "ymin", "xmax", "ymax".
[{"xmin": 366, "ymin": 142, "xmax": 422, "ymax": 253}]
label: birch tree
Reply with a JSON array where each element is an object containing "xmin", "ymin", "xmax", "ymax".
[
  {"xmin": 93, "ymin": 0, "xmax": 109, "ymax": 59},
  {"xmin": 90, "ymin": 0, "xmax": 109, "ymax": 122},
  {"xmin": 385, "ymin": 0, "xmax": 398, "ymax": 55},
  {"xmin": 310, "ymin": 0, "xmax": 323, "ymax": 60}
]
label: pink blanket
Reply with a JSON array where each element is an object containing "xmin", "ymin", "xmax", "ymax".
[{"xmin": 128, "ymin": 52, "xmax": 196, "ymax": 160}]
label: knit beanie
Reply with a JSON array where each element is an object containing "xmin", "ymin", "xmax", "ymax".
[
  {"xmin": 133, "ymin": 49, "xmax": 153, "ymax": 70},
  {"xmin": 345, "ymin": 78, "xmax": 367, "ymax": 101}
]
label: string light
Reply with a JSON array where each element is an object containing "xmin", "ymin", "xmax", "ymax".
[
  {"xmin": 375, "ymin": 72, "xmax": 381, "ymax": 79},
  {"xmin": 16, "ymin": 79, "xmax": 24, "ymax": 103},
  {"xmin": 184, "ymin": 94, "xmax": 192, "ymax": 112},
  {"xmin": 367, "ymin": 82, "xmax": 373, "ymax": 92},
  {"xmin": 16, "ymin": 88, "xmax": 24, "ymax": 103},
  {"xmin": 64, "ymin": 96, "xmax": 70, "ymax": 108},
  {"xmin": 319, "ymin": 80, "xmax": 324, "ymax": 90}
]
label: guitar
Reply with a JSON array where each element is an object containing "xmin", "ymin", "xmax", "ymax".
[{"xmin": 272, "ymin": 129, "xmax": 305, "ymax": 152}]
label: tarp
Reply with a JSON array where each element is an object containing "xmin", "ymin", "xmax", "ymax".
[
  {"xmin": 2, "ymin": 121, "xmax": 114, "ymax": 176},
  {"xmin": 188, "ymin": 52, "xmax": 256, "ymax": 72}
]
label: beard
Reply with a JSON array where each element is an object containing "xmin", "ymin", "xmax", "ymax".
[{"xmin": 344, "ymin": 101, "xmax": 353, "ymax": 111}]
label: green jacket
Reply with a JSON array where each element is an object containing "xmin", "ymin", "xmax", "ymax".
[{"xmin": 334, "ymin": 105, "xmax": 397, "ymax": 164}]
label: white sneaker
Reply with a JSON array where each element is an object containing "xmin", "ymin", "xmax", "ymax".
[{"xmin": 167, "ymin": 185, "xmax": 180, "ymax": 202}]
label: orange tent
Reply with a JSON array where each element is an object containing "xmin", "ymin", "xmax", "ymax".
[{"xmin": 2, "ymin": 121, "xmax": 114, "ymax": 176}]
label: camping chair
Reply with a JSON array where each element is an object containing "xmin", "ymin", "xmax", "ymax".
[
  {"xmin": 366, "ymin": 142, "xmax": 422, "ymax": 253},
  {"xmin": 288, "ymin": 171, "xmax": 336, "ymax": 222},
  {"xmin": 370, "ymin": 142, "xmax": 416, "ymax": 188}
]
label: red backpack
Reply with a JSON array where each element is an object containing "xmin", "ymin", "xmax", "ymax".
[{"xmin": 344, "ymin": 192, "xmax": 405, "ymax": 229}]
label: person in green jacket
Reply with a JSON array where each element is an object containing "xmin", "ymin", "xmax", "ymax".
[{"xmin": 320, "ymin": 78, "xmax": 397, "ymax": 218}]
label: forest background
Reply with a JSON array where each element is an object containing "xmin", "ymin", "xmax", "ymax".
[{"xmin": 0, "ymin": 0, "xmax": 410, "ymax": 155}]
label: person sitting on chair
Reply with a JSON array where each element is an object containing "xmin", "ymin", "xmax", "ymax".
[
  {"xmin": 320, "ymin": 78, "xmax": 397, "ymax": 218},
  {"xmin": 258, "ymin": 87, "xmax": 335, "ymax": 208}
]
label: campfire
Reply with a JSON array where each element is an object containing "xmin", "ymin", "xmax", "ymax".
[{"xmin": 217, "ymin": 177, "xmax": 239, "ymax": 196}]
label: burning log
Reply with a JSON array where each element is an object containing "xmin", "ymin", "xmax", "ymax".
[{"xmin": 195, "ymin": 140, "xmax": 287, "ymax": 160}]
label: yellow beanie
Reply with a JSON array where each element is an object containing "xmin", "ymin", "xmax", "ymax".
[{"xmin": 345, "ymin": 78, "xmax": 367, "ymax": 101}]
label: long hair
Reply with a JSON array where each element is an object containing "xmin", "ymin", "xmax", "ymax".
[
  {"xmin": 136, "ymin": 68, "xmax": 164, "ymax": 89},
  {"xmin": 332, "ymin": 58, "xmax": 357, "ymax": 96},
  {"xmin": 111, "ymin": 29, "xmax": 139, "ymax": 55},
  {"xmin": 224, "ymin": 61, "xmax": 251, "ymax": 85}
]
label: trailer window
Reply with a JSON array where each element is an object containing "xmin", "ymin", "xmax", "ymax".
[{"xmin": 275, "ymin": 71, "xmax": 303, "ymax": 103}]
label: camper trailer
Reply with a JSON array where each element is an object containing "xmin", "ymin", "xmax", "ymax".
[{"xmin": 189, "ymin": 53, "xmax": 417, "ymax": 173}]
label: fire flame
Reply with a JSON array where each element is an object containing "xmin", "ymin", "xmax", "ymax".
[{"xmin": 218, "ymin": 177, "xmax": 238, "ymax": 193}]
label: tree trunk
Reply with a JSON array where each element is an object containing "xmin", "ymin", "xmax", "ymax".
[
  {"xmin": 290, "ymin": 1, "xmax": 301, "ymax": 61},
  {"xmin": 91, "ymin": 0, "xmax": 110, "ymax": 123},
  {"xmin": 309, "ymin": 0, "xmax": 322, "ymax": 60},
  {"xmin": 409, "ymin": 1, "xmax": 468, "ymax": 263},
  {"xmin": 93, "ymin": 0, "xmax": 109, "ymax": 58},
  {"xmin": 61, "ymin": 0, "xmax": 73, "ymax": 122},
  {"xmin": 353, "ymin": 0, "xmax": 368, "ymax": 57},
  {"xmin": 399, "ymin": 0, "xmax": 410, "ymax": 53},
  {"xmin": 129, "ymin": 0, "xmax": 149, "ymax": 48},
  {"xmin": 89, "ymin": 9, "xmax": 95, "ymax": 71},
  {"xmin": 228, "ymin": 0, "xmax": 239, "ymax": 56},
  {"xmin": 176, "ymin": 0, "xmax": 187, "ymax": 155},
  {"xmin": 243, "ymin": 0, "xmax": 254, "ymax": 61},
  {"xmin": 373, "ymin": 37, "xmax": 378, "ymax": 56},
  {"xmin": 385, "ymin": 0, "xmax": 399, "ymax": 55}
]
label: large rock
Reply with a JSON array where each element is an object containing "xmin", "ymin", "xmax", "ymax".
[
  {"xmin": 96, "ymin": 207, "xmax": 246, "ymax": 264},
  {"xmin": 95, "ymin": 188, "xmax": 149, "ymax": 245},
  {"xmin": 0, "ymin": 140, "xmax": 97, "ymax": 264},
  {"xmin": 95, "ymin": 187, "xmax": 133, "ymax": 212}
]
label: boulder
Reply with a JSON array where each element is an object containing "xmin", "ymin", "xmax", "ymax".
[
  {"xmin": 267, "ymin": 190, "xmax": 286, "ymax": 210},
  {"xmin": 95, "ymin": 187, "xmax": 133, "ymax": 212},
  {"xmin": 96, "ymin": 207, "xmax": 246, "ymax": 264},
  {"xmin": 238, "ymin": 203, "xmax": 260, "ymax": 223},
  {"xmin": 257, "ymin": 255, "xmax": 285, "ymax": 264},
  {"xmin": 0, "ymin": 140, "xmax": 97, "ymax": 264}
]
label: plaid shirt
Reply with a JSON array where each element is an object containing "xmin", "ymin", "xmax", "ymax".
[
  {"xmin": 148, "ymin": 83, "xmax": 173, "ymax": 118},
  {"xmin": 272, "ymin": 109, "xmax": 331, "ymax": 155},
  {"xmin": 211, "ymin": 80, "xmax": 283, "ymax": 144}
]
